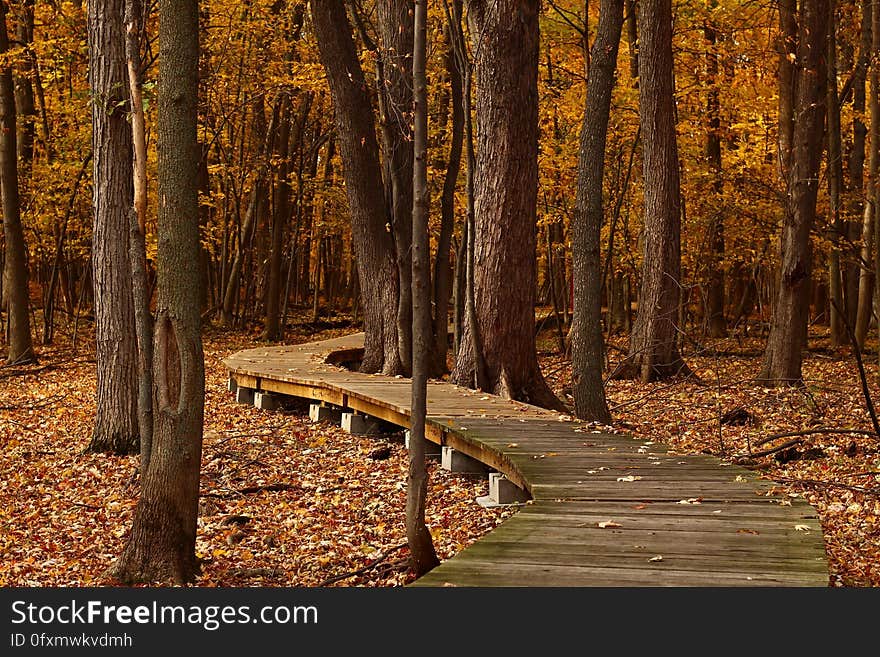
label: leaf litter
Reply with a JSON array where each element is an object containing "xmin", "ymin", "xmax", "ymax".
[{"xmin": 0, "ymin": 327, "xmax": 514, "ymax": 587}]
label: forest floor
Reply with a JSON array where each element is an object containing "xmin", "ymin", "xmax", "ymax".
[
  {"xmin": 2, "ymin": 313, "xmax": 878, "ymax": 586},
  {"xmin": 0, "ymin": 315, "xmax": 513, "ymax": 587},
  {"xmin": 538, "ymin": 325, "xmax": 880, "ymax": 587}
]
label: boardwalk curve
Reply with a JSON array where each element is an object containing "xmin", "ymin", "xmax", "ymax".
[{"xmin": 224, "ymin": 333, "xmax": 828, "ymax": 586}]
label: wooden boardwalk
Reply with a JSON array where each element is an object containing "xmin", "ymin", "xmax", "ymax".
[{"xmin": 224, "ymin": 333, "xmax": 828, "ymax": 586}]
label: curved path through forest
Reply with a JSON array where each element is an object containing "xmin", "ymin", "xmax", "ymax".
[{"xmin": 224, "ymin": 333, "xmax": 828, "ymax": 586}]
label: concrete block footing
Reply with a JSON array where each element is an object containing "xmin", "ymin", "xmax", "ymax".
[
  {"xmin": 254, "ymin": 391, "xmax": 281, "ymax": 411},
  {"xmin": 235, "ymin": 387, "xmax": 255, "ymax": 405},
  {"xmin": 309, "ymin": 403, "xmax": 342, "ymax": 423},
  {"xmin": 441, "ymin": 446, "xmax": 490, "ymax": 474},
  {"xmin": 341, "ymin": 412, "xmax": 385, "ymax": 435},
  {"xmin": 489, "ymin": 472, "xmax": 529, "ymax": 505}
]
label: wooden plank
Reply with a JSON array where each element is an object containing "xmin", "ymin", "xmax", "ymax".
[
  {"xmin": 455, "ymin": 541, "xmax": 827, "ymax": 574},
  {"xmin": 257, "ymin": 378, "xmax": 345, "ymax": 406},
  {"xmin": 413, "ymin": 560, "xmax": 827, "ymax": 587},
  {"xmin": 521, "ymin": 500, "xmax": 820, "ymax": 520}
]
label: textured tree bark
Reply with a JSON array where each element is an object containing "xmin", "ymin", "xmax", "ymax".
[
  {"xmin": 873, "ymin": 0, "xmax": 880, "ymax": 371},
  {"xmin": 0, "ymin": 4, "xmax": 34, "ymax": 367},
  {"xmin": 450, "ymin": 0, "xmax": 562, "ymax": 410},
  {"xmin": 760, "ymin": 0, "xmax": 828, "ymax": 384},
  {"xmin": 86, "ymin": 0, "xmax": 139, "ymax": 455},
  {"xmin": 124, "ymin": 0, "xmax": 154, "ymax": 470},
  {"xmin": 407, "ymin": 0, "xmax": 439, "ymax": 578},
  {"xmin": 847, "ymin": 0, "xmax": 871, "ymax": 330},
  {"xmin": 776, "ymin": 0, "xmax": 797, "ymax": 181},
  {"xmin": 432, "ymin": 5, "xmax": 464, "ymax": 375},
  {"xmin": 704, "ymin": 9, "xmax": 726, "ymax": 338},
  {"xmin": 14, "ymin": 0, "xmax": 35, "ymax": 167},
  {"xmin": 312, "ymin": 0, "xmax": 402, "ymax": 375},
  {"xmin": 570, "ymin": 0, "xmax": 621, "ymax": 424},
  {"xmin": 857, "ymin": 1, "xmax": 880, "ymax": 349},
  {"xmin": 624, "ymin": 0, "xmax": 638, "ymax": 83},
  {"xmin": 377, "ymin": 0, "xmax": 414, "ymax": 374},
  {"xmin": 618, "ymin": 0, "xmax": 688, "ymax": 382},
  {"xmin": 827, "ymin": 0, "xmax": 845, "ymax": 347},
  {"xmin": 110, "ymin": 0, "xmax": 204, "ymax": 584}
]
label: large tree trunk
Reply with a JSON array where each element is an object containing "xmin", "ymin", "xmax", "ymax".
[
  {"xmin": 450, "ymin": 0, "xmax": 562, "ymax": 410},
  {"xmin": 87, "ymin": 0, "xmax": 139, "ymax": 455},
  {"xmin": 407, "ymin": 0, "xmax": 439, "ymax": 578},
  {"xmin": 312, "ymin": 0, "xmax": 402, "ymax": 375},
  {"xmin": 377, "ymin": 0, "xmax": 414, "ymax": 374},
  {"xmin": 570, "ymin": 0, "xmax": 622, "ymax": 424},
  {"xmin": 705, "ymin": 7, "xmax": 726, "ymax": 338},
  {"xmin": 110, "ymin": 0, "xmax": 204, "ymax": 584},
  {"xmin": 759, "ymin": 0, "xmax": 828, "ymax": 384},
  {"xmin": 618, "ymin": 0, "xmax": 688, "ymax": 382},
  {"xmin": 0, "ymin": 4, "xmax": 35, "ymax": 366}
]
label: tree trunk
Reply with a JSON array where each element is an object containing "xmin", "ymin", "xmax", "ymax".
[
  {"xmin": 847, "ymin": 0, "xmax": 871, "ymax": 330},
  {"xmin": 0, "ymin": 3, "xmax": 35, "ymax": 366},
  {"xmin": 618, "ymin": 0, "xmax": 688, "ymax": 382},
  {"xmin": 263, "ymin": 95, "xmax": 292, "ymax": 342},
  {"xmin": 407, "ymin": 0, "xmax": 440, "ymax": 578},
  {"xmin": 110, "ymin": 0, "xmax": 204, "ymax": 584},
  {"xmin": 378, "ymin": 0, "xmax": 414, "ymax": 375},
  {"xmin": 857, "ymin": 0, "xmax": 880, "ymax": 348},
  {"xmin": 873, "ymin": 0, "xmax": 880, "ymax": 368},
  {"xmin": 570, "ymin": 0, "xmax": 621, "ymax": 424},
  {"xmin": 827, "ymin": 0, "xmax": 845, "ymax": 346},
  {"xmin": 705, "ymin": 8, "xmax": 726, "ymax": 338},
  {"xmin": 14, "ymin": 0, "xmax": 36, "ymax": 167},
  {"xmin": 432, "ymin": 5, "xmax": 463, "ymax": 375},
  {"xmin": 312, "ymin": 0, "xmax": 403, "ymax": 375},
  {"xmin": 777, "ymin": 0, "xmax": 797, "ymax": 180},
  {"xmin": 450, "ymin": 0, "xmax": 562, "ymax": 410},
  {"xmin": 624, "ymin": 0, "xmax": 638, "ymax": 84},
  {"xmin": 760, "ymin": 0, "xmax": 828, "ymax": 384},
  {"xmin": 125, "ymin": 0, "xmax": 154, "ymax": 470},
  {"xmin": 87, "ymin": 0, "xmax": 139, "ymax": 455}
]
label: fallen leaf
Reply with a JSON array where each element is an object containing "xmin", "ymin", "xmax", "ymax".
[{"xmin": 598, "ymin": 521, "xmax": 622, "ymax": 529}]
